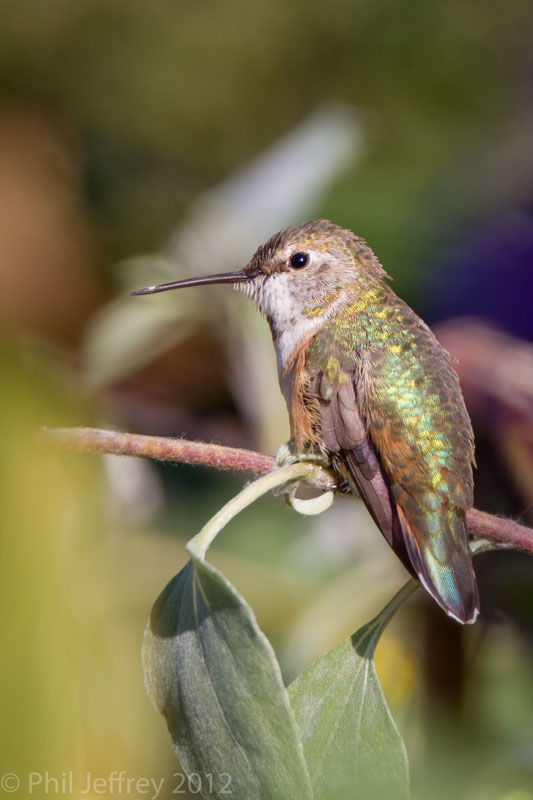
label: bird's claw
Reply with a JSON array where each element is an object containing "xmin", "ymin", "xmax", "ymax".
[{"xmin": 275, "ymin": 441, "xmax": 329, "ymax": 468}]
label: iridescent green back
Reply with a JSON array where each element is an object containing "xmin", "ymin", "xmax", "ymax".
[{"xmin": 308, "ymin": 276, "xmax": 478, "ymax": 622}]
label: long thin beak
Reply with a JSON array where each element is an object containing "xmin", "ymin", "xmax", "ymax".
[{"xmin": 129, "ymin": 269, "xmax": 257, "ymax": 296}]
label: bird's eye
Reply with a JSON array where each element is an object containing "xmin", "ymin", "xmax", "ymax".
[{"xmin": 289, "ymin": 252, "xmax": 309, "ymax": 269}]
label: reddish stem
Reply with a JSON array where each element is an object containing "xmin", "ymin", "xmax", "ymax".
[{"xmin": 43, "ymin": 426, "xmax": 533, "ymax": 555}]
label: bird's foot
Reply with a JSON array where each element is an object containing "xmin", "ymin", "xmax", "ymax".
[
  {"xmin": 275, "ymin": 440, "xmax": 329, "ymax": 468},
  {"xmin": 275, "ymin": 441, "xmax": 335, "ymax": 514}
]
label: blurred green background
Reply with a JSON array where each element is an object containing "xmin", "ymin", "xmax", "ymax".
[{"xmin": 1, "ymin": 1, "xmax": 532, "ymax": 798}]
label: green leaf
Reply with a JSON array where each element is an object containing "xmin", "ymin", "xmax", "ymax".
[
  {"xmin": 142, "ymin": 465, "xmax": 317, "ymax": 800},
  {"xmin": 288, "ymin": 580, "xmax": 417, "ymax": 800},
  {"xmin": 143, "ymin": 559, "xmax": 312, "ymax": 800}
]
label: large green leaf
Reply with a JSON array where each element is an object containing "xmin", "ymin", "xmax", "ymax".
[
  {"xmin": 288, "ymin": 581, "xmax": 416, "ymax": 800},
  {"xmin": 143, "ymin": 557, "xmax": 312, "ymax": 799},
  {"xmin": 142, "ymin": 465, "xmax": 317, "ymax": 800}
]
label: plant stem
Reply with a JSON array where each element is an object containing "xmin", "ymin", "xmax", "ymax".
[
  {"xmin": 187, "ymin": 461, "xmax": 322, "ymax": 560},
  {"xmin": 43, "ymin": 426, "xmax": 533, "ymax": 555}
]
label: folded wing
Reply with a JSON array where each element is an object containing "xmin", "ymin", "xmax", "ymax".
[{"xmin": 318, "ymin": 377, "xmax": 479, "ymax": 624}]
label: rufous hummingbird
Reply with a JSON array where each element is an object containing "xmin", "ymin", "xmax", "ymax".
[{"xmin": 132, "ymin": 220, "xmax": 479, "ymax": 623}]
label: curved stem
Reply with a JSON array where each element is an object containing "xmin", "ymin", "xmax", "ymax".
[{"xmin": 187, "ymin": 462, "xmax": 322, "ymax": 560}]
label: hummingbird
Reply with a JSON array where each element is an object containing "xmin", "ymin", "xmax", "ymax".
[{"xmin": 132, "ymin": 220, "xmax": 479, "ymax": 623}]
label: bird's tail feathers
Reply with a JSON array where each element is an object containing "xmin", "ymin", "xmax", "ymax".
[{"xmin": 396, "ymin": 505, "xmax": 479, "ymax": 624}]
